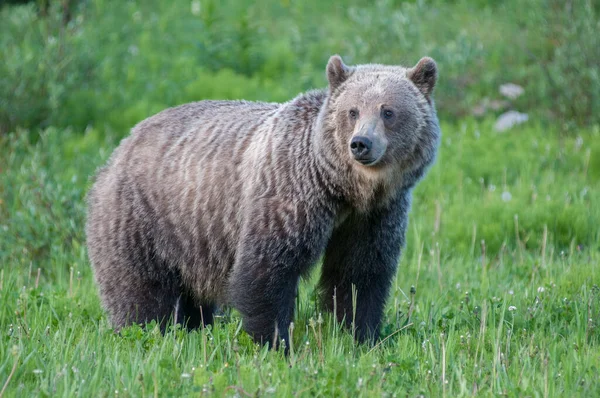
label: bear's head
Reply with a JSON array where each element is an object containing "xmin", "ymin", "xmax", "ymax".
[{"xmin": 324, "ymin": 55, "xmax": 440, "ymax": 179}]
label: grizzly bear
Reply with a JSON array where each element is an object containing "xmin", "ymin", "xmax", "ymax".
[{"xmin": 86, "ymin": 55, "xmax": 440, "ymax": 348}]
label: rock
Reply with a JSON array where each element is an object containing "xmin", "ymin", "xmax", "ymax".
[
  {"xmin": 494, "ymin": 111, "xmax": 529, "ymax": 132},
  {"xmin": 499, "ymin": 83, "xmax": 524, "ymax": 100}
]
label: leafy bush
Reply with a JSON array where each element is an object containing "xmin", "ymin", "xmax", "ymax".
[
  {"xmin": 0, "ymin": 0, "xmax": 599, "ymax": 135},
  {"xmin": 0, "ymin": 0, "xmax": 94, "ymax": 132},
  {"xmin": 537, "ymin": 0, "xmax": 600, "ymax": 129}
]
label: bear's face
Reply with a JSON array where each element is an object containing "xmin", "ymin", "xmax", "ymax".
[{"xmin": 326, "ymin": 56, "xmax": 438, "ymax": 172}]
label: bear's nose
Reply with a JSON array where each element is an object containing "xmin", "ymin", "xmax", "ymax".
[{"xmin": 350, "ymin": 136, "xmax": 372, "ymax": 158}]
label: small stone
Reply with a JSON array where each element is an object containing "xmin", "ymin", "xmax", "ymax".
[
  {"xmin": 495, "ymin": 111, "xmax": 529, "ymax": 132},
  {"xmin": 499, "ymin": 83, "xmax": 524, "ymax": 99}
]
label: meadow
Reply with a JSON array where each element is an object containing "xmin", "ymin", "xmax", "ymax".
[{"xmin": 1, "ymin": 0, "xmax": 599, "ymax": 396}]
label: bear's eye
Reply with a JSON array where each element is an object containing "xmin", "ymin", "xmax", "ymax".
[
  {"xmin": 383, "ymin": 109, "xmax": 394, "ymax": 119},
  {"xmin": 349, "ymin": 109, "xmax": 359, "ymax": 120}
]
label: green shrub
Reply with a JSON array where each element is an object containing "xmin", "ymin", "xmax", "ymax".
[
  {"xmin": 539, "ymin": 0, "xmax": 600, "ymax": 129},
  {"xmin": 0, "ymin": 2, "xmax": 92, "ymax": 133},
  {"xmin": 1, "ymin": 0, "xmax": 598, "ymax": 135}
]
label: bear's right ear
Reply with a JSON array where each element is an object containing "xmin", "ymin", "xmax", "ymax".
[{"xmin": 327, "ymin": 55, "xmax": 350, "ymax": 92}]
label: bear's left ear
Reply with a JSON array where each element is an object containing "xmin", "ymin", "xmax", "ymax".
[
  {"xmin": 407, "ymin": 57, "xmax": 437, "ymax": 99},
  {"xmin": 327, "ymin": 55, "xmax": 350, "ymax": 92}
]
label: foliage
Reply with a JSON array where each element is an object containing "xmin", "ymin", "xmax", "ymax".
[
  {"xmin": 1, "ymin": 120, "xmax": 599, "ymax": 396},
  {"xmin": 1, "ymin": 0, "xmax": 599, "ymax": 135}
]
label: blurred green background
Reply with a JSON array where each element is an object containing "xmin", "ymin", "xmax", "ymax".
[{"xmin": 1, "ymin": 0, "xmax": 599, "ymax": 135}]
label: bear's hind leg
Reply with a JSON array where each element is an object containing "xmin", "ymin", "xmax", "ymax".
[
  {"xmin": 97, "ymin": 262, "xmax": 182, "ymax": 333},
  {"xmin": 88, "ymin": 175, "xmax": 186, "ymax": 333}
]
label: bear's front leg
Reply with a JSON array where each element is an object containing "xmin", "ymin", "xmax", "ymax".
[
  {"xmin": 319, "ymin": 189, "xmax": 412, "ymax": 343},
  {"xmin": 228, "ymin": 199, "xmax": 333, "ymax": 350}
]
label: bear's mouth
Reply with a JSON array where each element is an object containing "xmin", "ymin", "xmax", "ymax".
[
  {"xmin": 355, "ymin": 156, "xmax": 383, "ymax": 167},
  {"xmin": 357, "ymin": 158, "xmax": 377, "ymax": 166}
]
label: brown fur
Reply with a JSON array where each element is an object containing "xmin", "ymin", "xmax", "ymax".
[{"xmin": 86, "ymin": 56, "xmax": 440, "ymax": 347}]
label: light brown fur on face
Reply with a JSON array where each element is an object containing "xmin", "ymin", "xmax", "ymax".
[
  {"xmin": 86, "ymin": 55, "xmax": 440, "ymax": 348},
  {"xmin": 316, "ymin": 56, "xmax": 439, "ymax": 210}
]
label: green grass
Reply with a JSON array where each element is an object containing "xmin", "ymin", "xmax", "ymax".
[{"xmin": 1, "ymin": 120, "xmax": 598, "ymax": 396}]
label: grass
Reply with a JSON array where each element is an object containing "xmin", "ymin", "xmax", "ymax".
[{"xmin": 1, "ymin": 119, "xmax": 599, "ymax": 396}]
